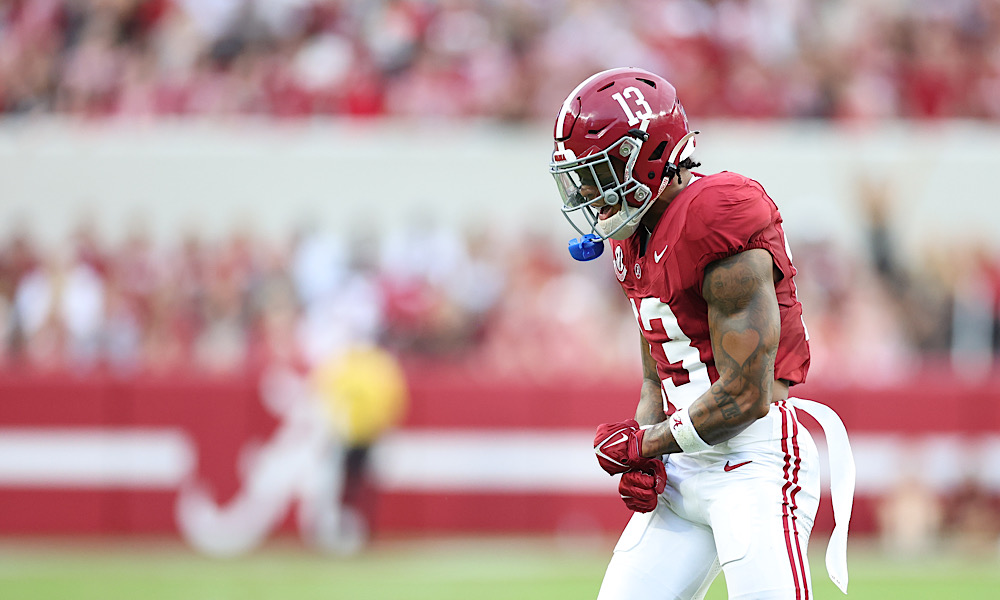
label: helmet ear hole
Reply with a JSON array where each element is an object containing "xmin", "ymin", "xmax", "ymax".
[{"xmin": 647, "ymin": 141, "xmax": 668, "ymax": 162}]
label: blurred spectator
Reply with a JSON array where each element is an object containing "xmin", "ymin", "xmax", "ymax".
[
  {"xmin": 6, "ymin": 0, "xmax": 1000, "ymax": 122},
  {"xmin": 877, "ymin": 475, "xmax": 943, "ymax": 557},
  {"xmin": 312, "ymin": 343, "xmax": 409, "ymax": 552},
  {"xmin": 943, "ymin": 478, "xmax": 1000, "ymax": 555},
  {"xmin": 14, "ymin": 245, "xmax": 105, "ymax": 369}
]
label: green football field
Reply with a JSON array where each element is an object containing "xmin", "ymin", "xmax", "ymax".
[{"xmin": 2, "ymin": 536, "xmax": 998, "ymax": 600}]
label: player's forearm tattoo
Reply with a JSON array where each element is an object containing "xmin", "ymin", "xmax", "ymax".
[{"xmin": 713, "ymin": 390, "xmax": 743, "ymax": 420}]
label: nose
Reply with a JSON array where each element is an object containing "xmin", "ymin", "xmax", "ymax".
[{"xmin": 579, "ymin": 185, "xmax": 601, "ymax": 203}]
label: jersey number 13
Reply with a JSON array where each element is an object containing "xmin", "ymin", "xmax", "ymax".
[{"xmin": 630, "ymin": 297, "xmax": 711, "ymax": 411}]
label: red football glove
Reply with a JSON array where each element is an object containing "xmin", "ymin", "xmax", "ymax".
[
  {"xmin": 619, "ymin": 459, "xmax": 667, "ymax": 513},
  {"xmin": 594, "ymin": 419, "xmax": 647, "ymax": 475}
]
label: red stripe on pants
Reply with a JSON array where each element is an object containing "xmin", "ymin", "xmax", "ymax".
[{"xmin": 779, "ymin": 402, "xmax": 809, "ymax": 599}]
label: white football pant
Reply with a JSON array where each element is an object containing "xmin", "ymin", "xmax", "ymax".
[{"xmin": 597, "ymin": 400, "xmax": 822, "ymax": 600}]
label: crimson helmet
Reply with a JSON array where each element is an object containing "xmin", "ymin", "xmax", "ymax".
[{"xmin": 549, "ymin": 68, "xmax": 697, "ymax": 251}]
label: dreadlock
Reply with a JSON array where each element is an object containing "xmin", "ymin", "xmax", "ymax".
[
  {"xmin": 679, "ymin": 157, "xmax": 701, "ymax": 171},
  {"xmin": 662, "ymin": 156, "xmax": 702, "ymax": 186}
]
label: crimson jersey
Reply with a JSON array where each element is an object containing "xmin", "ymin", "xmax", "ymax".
[{"xmin": 610, "ymin": 171, "xmax": 810, "ymax": 413}]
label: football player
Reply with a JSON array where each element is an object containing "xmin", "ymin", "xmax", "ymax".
[{"xmin": 549, "ymin": 68, "xmax": 855, "ymax": 600}]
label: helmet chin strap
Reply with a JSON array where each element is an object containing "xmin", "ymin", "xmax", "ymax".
[{"xmin": 656, "ymin": 167, "xmax": 677, "ymax": 198}]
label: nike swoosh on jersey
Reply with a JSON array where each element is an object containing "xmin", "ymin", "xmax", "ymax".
[
  {"xmin": 723, "ymin": 460, "xmax": 752, "ymax": 472},
  {"xmin": 653, "ymin": 245, "xmax": 668, "ymax": 263}
]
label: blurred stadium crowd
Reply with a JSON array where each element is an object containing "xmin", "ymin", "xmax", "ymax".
[
  {"xmin": 1, "ymin": 194, "xmax": 998, "ymax": 384},
  {"xmin": 1, "ymin": 1, "xmax": 999, "ymax": 384},
  {"xmin": 2, "ymin": 0, "xmax": 1000, "ymax": 121}
]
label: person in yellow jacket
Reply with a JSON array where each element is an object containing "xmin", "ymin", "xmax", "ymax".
[{"xmin": 312, "ymin": 344, "xmax": 408, "ymax": 546}]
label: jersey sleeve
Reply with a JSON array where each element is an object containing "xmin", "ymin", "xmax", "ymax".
[{"xmin": 685, "ymin": 175, "xmax": 779, "ymax": 286}]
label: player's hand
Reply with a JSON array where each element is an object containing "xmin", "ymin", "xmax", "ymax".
[
  {"xmin": 594, "ymin": 419, "xmax": 647, "ymax": 475},
  {"xmin": 619, "ymin": 459, "xmax": 666, "ymax": 513}
]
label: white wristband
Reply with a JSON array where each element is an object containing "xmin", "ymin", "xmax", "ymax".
[{"xmin": 668, "ymin": 407, "xmax": 713, "ymax": 453}]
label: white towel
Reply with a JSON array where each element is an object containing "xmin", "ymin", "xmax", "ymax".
[{"xmin": 788, "ymin": 397, "xmax": 856, "ymax": 594}]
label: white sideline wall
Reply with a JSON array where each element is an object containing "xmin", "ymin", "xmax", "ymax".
[{"xmin": 0, "ymin": 119, "xmax": 997, "ymax": 262}]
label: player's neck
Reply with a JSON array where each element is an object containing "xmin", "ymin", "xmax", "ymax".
[
  {"xmin": 641, "ymin": 169, "xmax": 692, "ymax": 228},
  {"xmin": 640, "ymin": 201, "xmax": 668, "ymax": 231}
]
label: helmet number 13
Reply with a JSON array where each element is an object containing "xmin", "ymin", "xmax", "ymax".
[{"xmin": 611, "ymin": 87, "xmax": 654, "ymax": 127}]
